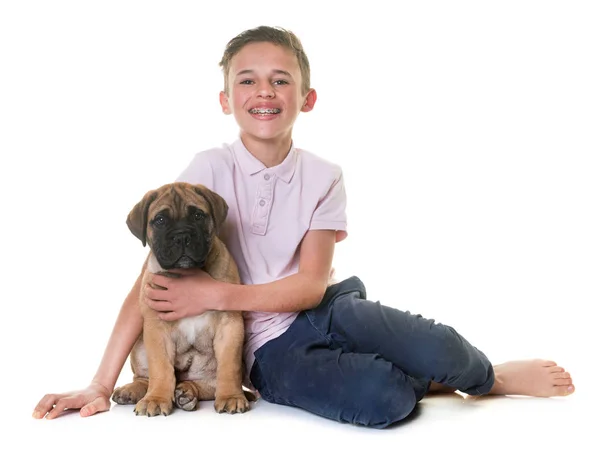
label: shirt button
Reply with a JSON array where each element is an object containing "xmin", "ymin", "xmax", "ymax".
[
  {"xmin": 264, "ymin": 174, "xmax": 271, "ymax": 180},
  {"xmin": 259, "ymin": 199, "xmax": 266, "ymax": 206}
]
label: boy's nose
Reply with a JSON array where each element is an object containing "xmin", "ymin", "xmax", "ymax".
[{"xmin": 257, "ymin": 83, "xmax": 275, "ymax": 98}]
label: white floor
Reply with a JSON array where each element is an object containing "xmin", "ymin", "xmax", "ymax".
[{"xmin": 12, "ymin": 374, "xmax": 592, "ymax": 456}]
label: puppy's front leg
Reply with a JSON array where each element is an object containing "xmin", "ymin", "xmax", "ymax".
[
  {"xmin": 134, "ymin": 319, "xmax": 176, "ymax": 417},
  {"xmin": 213, "ymin": 312, "xmax": 250, "ymax": 414}
]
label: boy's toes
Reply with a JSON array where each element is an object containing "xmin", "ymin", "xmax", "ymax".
[
  {"xmin": 553, "ymin": 371, "xmax": 571, "ymax": 380},
  {"xmin": 554, "ymin": 385, "xmax": 575, "ymax": 396},
  {"xmin": 553, "ymin": 371, "xmax": 572, "ymax": 387}
]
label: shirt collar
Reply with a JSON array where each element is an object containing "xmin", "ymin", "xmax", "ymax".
[{"xmin": 232, "ymin": 138, "xmax": 297, "ymax": 184}]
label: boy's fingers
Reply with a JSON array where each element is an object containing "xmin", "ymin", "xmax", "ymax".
[
  {"xmin": 158, "ymin": 311, "xmax": 178, "ymax": 322},
  {"xmin": 32, "ymin": 394, "xmax": 59, "ymax": 419},
  {"xmin": 33, "ymin": 392, "xmax": 111, "ymax": 420},
  {"xmin": 81, "ymin": 396, "xmax": 111, "ymax": 417},
  {"xmin": 145, "ymin": 285, "xmax": 168, "ymax": 301},
  {"xmin": 45, "ymin": 396, "xmax": 83, "ymax": 420},
  {"xmin": 150, "ymin": 274, "xmax": 170, "ymax": 288},
  {"xmin": 146, "ymin": 299, "xmax": 172, "ymax": 312}
]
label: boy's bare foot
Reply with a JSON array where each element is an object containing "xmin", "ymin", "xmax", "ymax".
[{"xmin": 488, "ymin": 359, "xmax": 575, "ymax": 397}]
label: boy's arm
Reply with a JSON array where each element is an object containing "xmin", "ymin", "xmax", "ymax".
[
  {"xmin": 145, "ymin": 229, "xmax": 337, "ymax": 317},
  {"xmin": 222, "ymin": 229, "xmax": 336, "ymax": 313},
  {"xmin": 33, "ymin": 272, "xmax": 143, "ymax": 419},
  {"xmin": 90, "ymin": 272, "xmax": 144, "ymax": 390}
]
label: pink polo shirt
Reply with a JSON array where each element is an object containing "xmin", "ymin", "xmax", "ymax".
[{"xmin": 176, "ymin": 138, "xmax": 347, "ymax": 382}]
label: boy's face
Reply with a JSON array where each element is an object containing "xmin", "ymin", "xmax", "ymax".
[{"xmin": 220, "ymin": 42, "xmax": 316, "ymax": 145}]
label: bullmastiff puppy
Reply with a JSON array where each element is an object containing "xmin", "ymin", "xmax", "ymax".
[{"xmin": 111, "ymin": 182, "xmax": 252, "ymax": 417}]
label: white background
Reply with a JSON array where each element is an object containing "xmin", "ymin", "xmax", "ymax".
[{"xmin": 1, "ymin": 1, "xmax": 598, "ymax": 455}]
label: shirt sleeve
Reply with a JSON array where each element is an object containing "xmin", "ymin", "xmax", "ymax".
[
  {"xmin": 175, "ymin": 152, "xmax": 215, "ymax": 191},
  {"xmin": 310, "ymin": 168, "xmax": 348, "ymax": 242}
]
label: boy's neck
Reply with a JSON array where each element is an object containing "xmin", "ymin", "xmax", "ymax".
[{"xmin": 240, "ymin": 133, "xmax": 293, "ymax": 168}]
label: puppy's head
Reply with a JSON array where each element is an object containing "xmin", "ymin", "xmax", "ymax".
[{"xmin": 126, "ymin": 182, "xmax": 228, "ymax": 270}]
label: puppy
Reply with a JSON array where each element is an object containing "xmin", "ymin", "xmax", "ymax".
[{"xmin": 112, "ymin": 182, "xmax": 251, "ymax": 416}]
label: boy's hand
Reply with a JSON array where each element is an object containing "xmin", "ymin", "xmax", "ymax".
[
  {"xmin": 32, "ymin": 382, "xmax": 112, "ymax": 419},
  {"xmin": 144, "ymin": 269, "xmax": 224, "ymax": 320}
]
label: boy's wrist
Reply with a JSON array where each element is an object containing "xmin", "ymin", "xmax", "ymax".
[
  {"xmin": 90, "ymin": 379, "xmax": 113, "ymax": 397},
  {"xmin": 218, "ymin": 282, "xmax": 239, "ymax": 311}
]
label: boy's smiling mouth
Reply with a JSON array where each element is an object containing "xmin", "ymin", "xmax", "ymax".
[{"xmin": 249, "ymin": 107, "xmax": 282, "ymax": 116}]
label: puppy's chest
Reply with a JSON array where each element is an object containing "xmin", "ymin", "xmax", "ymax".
[
  {"xmin": 146, "ymin": 255, "xmax": 215, "ymax": 352},
  {"xmin": 172, "ymin": 314, "xmax": 215, "ymax": 353}
]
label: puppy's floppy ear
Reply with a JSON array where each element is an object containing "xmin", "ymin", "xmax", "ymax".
[
  {"xmin": 126, "ymin": 190, "xmax": 158, "ymax": 246},
  {"xmin": 193, "ymin": 185, "xmax": 228, "ymax": 233}
]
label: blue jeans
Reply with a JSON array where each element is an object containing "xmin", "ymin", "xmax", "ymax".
[{"xmin": 249, "ymin": 276, "xmax": 495, "ymax": 428}]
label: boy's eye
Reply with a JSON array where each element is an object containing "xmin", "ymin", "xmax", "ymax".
[
  {"xmin": 273, "ymin": 80, "xmax": 289, "ymax": 85},
  {"xmin": 240, "ymin": 80, "xmax": 254, "ymax": 85}
]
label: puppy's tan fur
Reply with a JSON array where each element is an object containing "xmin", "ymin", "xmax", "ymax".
[{"xmin": 112, "ymin": 182, "xmax": 251, "ymax": 416}]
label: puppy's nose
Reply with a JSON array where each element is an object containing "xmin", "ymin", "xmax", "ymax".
[{"xmin": 172, "ymin": 232, "xmax": 191, "ymax": 247}]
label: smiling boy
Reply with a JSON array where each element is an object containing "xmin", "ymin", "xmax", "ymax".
[{"xmin": 33, "ymin": 26, "xmax": 574, "ymax": 427}]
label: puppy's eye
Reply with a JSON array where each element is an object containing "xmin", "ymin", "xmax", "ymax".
[
  {"xmin": 194, "ymin": 211, "xmax": 205, "ymax": 221},
  {"xmin": 154, "ymin": 215, "xmax": 166, "ymax": 226}
]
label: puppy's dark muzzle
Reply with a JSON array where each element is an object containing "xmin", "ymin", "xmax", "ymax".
[
  {"xmin": 172, "ymin": 230, "xmax": 192, "ymax": 247},
  {"xmin": 155, "ymin": 228, "xmax": 210, "ymax": 270}
]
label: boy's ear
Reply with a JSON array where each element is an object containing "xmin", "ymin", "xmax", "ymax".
[
  {"xmin": 220, "ymin": 91, "xmax": 232, "ymax": 114},
  {"xmin": 301, "ymin": 89, "xmax": 317, "ymax": 113}
]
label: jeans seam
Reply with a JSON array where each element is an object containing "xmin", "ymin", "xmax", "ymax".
[
  {"xmin": 305, "ymin": 311, "xmax": 333, "ymax": 345},
  {"xmin": 306, "ymin": 290, "xmax": 364, "ymax": 348}
]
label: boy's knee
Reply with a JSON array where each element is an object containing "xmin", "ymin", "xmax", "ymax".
[
  {"xmin": 348, "ymin": 373, "xmax": 418, "ymax": 428},
  {"xmin": 355, "ymin": 390, "xmax": 417, "ymax": 428}
]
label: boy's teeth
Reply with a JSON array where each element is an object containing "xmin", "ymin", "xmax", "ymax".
[{"xmin": 250, "ymin": 108, "xmax": 281, "ymax": 114}]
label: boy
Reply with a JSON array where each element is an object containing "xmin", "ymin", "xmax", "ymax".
[{"xmin": 33, "ymin": 26, "xmax": 574, "ymax": 428}]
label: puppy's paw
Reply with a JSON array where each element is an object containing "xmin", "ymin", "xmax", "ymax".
[
  {"xmin": 175, "ymin": 384, "xmax": 199, "ymax": 411},
  {"xmin": 134, "ymin": 395, "xmax": 173, "ymax": 417},
  {"xmin": 214, "ymin": 393, "xmax": 251, "ymax": 414},
  {"xmin": 112, "ymin": 381, "xmax": 147, "ymax": 405}
]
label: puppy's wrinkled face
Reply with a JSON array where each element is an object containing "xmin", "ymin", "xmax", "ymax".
[
  {"xmin": 127, "ymin": 183, "xmax": 228, "ymax": 270},
  {"xmin": 149, "ymin": 197, "xmax": 212, "ymax": 270}
]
